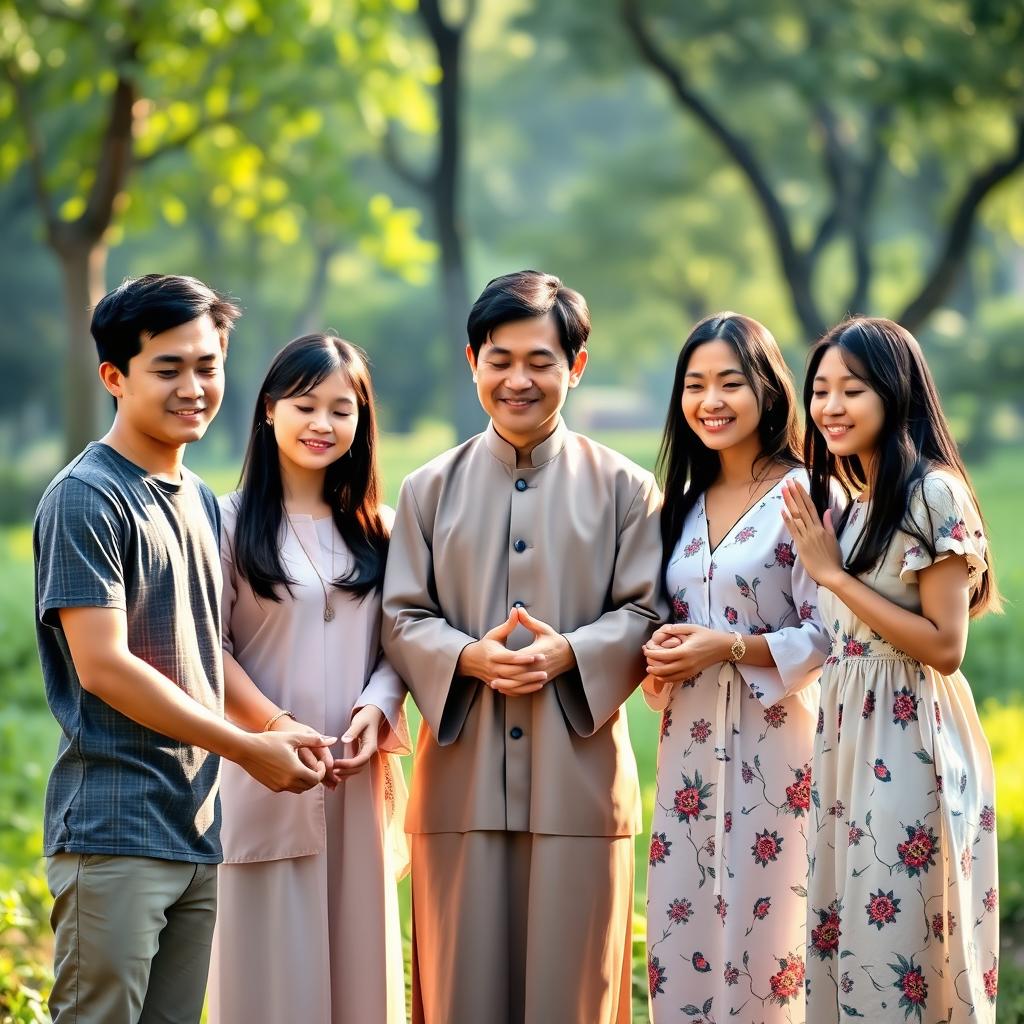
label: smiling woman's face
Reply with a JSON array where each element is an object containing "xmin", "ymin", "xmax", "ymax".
[
  {"xmin": 681, "ymin": 339, "xmax": 761, "ymax": 454},
  {"xmin": 809, "ymin": 344, "xmax": 885, "ymax": 462}
]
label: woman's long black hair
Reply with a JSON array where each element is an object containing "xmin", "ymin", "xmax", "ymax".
[
  {"xmin": 232, "ymin": 333, "xmax": 389, "ymax": 600},
  {"xmin": 657, "ymin": 312, "xmax": 803, "ymax": 577},
  {"xmin": 804, "ymin": 317, "xmax": 1000, "ymax": 617}
]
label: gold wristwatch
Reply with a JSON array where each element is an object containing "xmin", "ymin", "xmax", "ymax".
[{"xmin": 728, "ymin": 631, "xmax": 747, "ymax": 664}]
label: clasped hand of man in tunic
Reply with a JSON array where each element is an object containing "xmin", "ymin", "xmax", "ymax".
[
  {"xmin": 642, "ymin": 623, "xmax": 741, "ymax": 687},
  {"xmin": 456, "ymin": 606, "xmax": 578, "ymax": 695}
]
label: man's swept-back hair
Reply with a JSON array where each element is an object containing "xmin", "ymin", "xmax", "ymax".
[
  {"xmin": 466, "ymin": 269, "xmax": 590, "ymax": 363},
  {"xmin": 91, "ymin": 274, "xmax": 241, "ymax": 372}
]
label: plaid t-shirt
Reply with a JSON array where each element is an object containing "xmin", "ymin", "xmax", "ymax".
[{"xmin": 34, "ymin": 442, "xmax": 223, "ymax": 863}]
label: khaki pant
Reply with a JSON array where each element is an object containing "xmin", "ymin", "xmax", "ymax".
[{"xmin": 47, "ymin": 853, "xmax": 218, "ymax": 1024}]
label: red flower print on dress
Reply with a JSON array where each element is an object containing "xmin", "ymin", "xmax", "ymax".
[
  {"xmin": 724, "ymin": 962, "xmax": 739, "ymax": 986},
  {"xmin": 667, "ymin": 897, "xmax": 692, "ymax": 924},
  {"xmin": 784, "ymin": 765, "xmax": 811, "ymax": 816},
  {"xmin": 708, "ymin": 560, "xmax": 716, "ymax": 580},
  {"xmin": 810, "ymin": 901, "xmax": 841, "ymax": 960},
  {"xmin": 671, "ymin": 588, "xmax": 690, "ymax": 623},
  {"xmin": 933, "ymin": 700, "xmax": 942, "ymax": 732},
  {"xmin": 660, "ymin": 709, "xmax": 672, "ymax": 739},
  {"xmin": 816, "ymin": 707, "xmax": 824, "ymax": 734},
  {"xmin": 703, "ymin": 836, "xmax": 715, "ymax": 856},
  {"xmin": 840, "ymin": 972, "xmax": 853, "ymax": 993},
  {"xmin": 735, "ymin": 526, "xmax": 757, "ymax": 543},
  {"xmin": 872, "ymin": 758, "xmax": 892, "ymax": 782},
  {"xmin": 848, "ymin": 824, "xmax": 864, "ymax": 846},
  {"xmin": 931, "ymin": 910, "xmax": 956, "ymax": 942},
  {"xmin": 938, "ymin": 516, "xmax": 968, "ymax": 542},
  {"xmin": 672, "ymin": 770, "xmax": 712, "ymax": 822},
  {"xmin": 984, "ymin": 961, "xmax": 998, "ymax": 1003},
  {"xmin": 690, "ymin": 718, "xmax": 712, "ymax": 743},
  {"xmin": 735, "ymin": 574, "xmax": 753, "ymax": 598},
  {"xmin": 741, "ymin": 761, "xmax": 754, "ymax": 784},
  {"xmin": 764, "ymin": 541, "xmax": 795, "ymax": 568},
  {"xmin": 648, "ymin": 953, "xmax": 667, "ymax": 998},
  {"xmin": 724, "ymin": 811, "xmax": 732, "ymax": 833},
  {"xmin": 682, "ymin": 536, "xmax": 705, "ymax": 558},
  {"xmin": 891, "ymin": 686, "xmax": 919, "ymax": 729},
  {"xmin": 649, "ymin": 832, "xmax": 672, "ymax": 866},
  {"xmin": 889, "ymin": 953, "xmax": 928, "ymax": 1022},
  {"xmin": 714, "ymin": 894, "xmax": 728, "ymax": 923},
  {"xmin": 865, "ymin": 888, "xmax": 901, "ymax": 930},
  {"xmin": 724, "ymin": 605, "xmax": 738, "ymax": 625},
  {"xmin": 768, "ymin": 952, "xmax": 805, "ymax": 1006},
  {"xmin": 764, "ymin": 704, "xmax": 788, "ymax": 729},
  {"xmin": 896, "ymin": 822, "xmax": 938, "ymax": 876},
  {"xmin": 960, "ymin": 845, "xmax": 973, "ymax": 879},
  {"xmin": 691, "ymin": 951, "xmax": 712, "ymax": 973},
  {"xmin": 983, "ymin": 887, "xmax": 998, "ymax": 912},
  {"xmin": 751, "ymin": 828, "xmax": 784, "ymax": 867},
  {"xmin": 752, "ymin": 896, "xmax": 771, "ymax": 919},
  {"xmin": 841, "ymin": 633, "xmax": 872, "ymax": 657},
  {"xmin": 980, "ymin": 805, "xmax": 995, "ymax": 832},
  {"xmin": 861, "ymin": 690, "xmax": 876, "ymax": 718},
  {"xmin": 799, "ymin": 600, "xmax": 815, "ymax": 621}
]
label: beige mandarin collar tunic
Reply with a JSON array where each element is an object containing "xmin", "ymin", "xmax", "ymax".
[{"xmin": 382, "ymin": 418, "xmax": 667, "ymax": 837}]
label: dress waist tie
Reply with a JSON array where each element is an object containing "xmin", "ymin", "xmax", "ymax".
[{"xmin": 712, "ymin": 662, "xmax": 740, "ymax": 897}]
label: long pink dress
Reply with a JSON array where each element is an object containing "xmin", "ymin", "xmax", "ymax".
[{"xmin": 208, "ymin": 497, "xmax": 410, "ymax": 1024}]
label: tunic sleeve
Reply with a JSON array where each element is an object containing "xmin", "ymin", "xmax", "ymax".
[
  {"xmin": 380, "ymin": 479, "xmax": 478, "ymax": 746},
  {"xmin": 737, "ymin": 551, "xmax": 829, "ymax": 707},
  {"xmin": 899, "ymin": 472, "xmax": 987, "ymax": 592},
  {"xmin": 557, "ymin": 476, "xmax": 666, "ymax": 736},
  {"xmin": 355, "ymin": 652, "xmax": 412, "ymax": 755}
]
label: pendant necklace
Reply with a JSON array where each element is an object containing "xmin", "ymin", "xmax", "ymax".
[{"xmin": 291, "ymin": 518, "xmax": 337, "ymax": 622}]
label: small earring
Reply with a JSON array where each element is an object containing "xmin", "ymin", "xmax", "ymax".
[{"xmin": 266, "ymin": 416, "xmax": 273, "ymax": 426}]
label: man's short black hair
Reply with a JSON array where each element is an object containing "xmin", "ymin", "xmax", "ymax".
[
  {"xmin": 467, "ymin": 270, "xmax": 591, "ymax": 363},
  {"xmin": 91, "ymin": 274, "xmax": 241, "ymax": 373}
]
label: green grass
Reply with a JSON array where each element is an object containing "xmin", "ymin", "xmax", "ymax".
[{"xmin": 1, "ymin": 438, "xmax": 1023, "ymax": 1022}]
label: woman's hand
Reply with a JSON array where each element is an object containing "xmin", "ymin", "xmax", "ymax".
[
  {"xmin": 643, "ymin": 623, "xmax": 731, "ymax": 682},
  {"xmin": 271, "ymin": 715, "xmax": 338, "ymax": 790},
  {"xmin": 781, "ymin": 479, "xmax": 845, "ymax": 588},
  {"xmin": 330, "ymin": 704, "xmax": 384, "ymax": 781}
]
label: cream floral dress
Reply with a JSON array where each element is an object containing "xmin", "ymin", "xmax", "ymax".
[
  {"xmin": 806, "ymin": 471, "xmax": 998, "ymax": 1022},
  {"xmin": 645, "ymin": 469, "xmax": 828, "ymax": 1023}
]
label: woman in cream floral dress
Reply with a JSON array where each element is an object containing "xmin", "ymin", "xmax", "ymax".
[
  {"xmin": 784, "ymin": 317, "xmax": 1000, "ymax": 1023},
  {"xmin": 644, "ymin": 313, "xmax": 828, "ymax": 1023}
]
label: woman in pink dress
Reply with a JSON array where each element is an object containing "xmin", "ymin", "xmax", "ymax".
[{"xmin": 208, "ymin": 334, "xmax": 409, "ymax": 1024}]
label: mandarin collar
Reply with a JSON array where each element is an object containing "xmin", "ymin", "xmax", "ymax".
[{"xmin": 484, "ymin": 418, "xmax": 568, "ymax": 469}]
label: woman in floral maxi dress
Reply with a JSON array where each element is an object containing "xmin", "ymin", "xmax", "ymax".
[
  {"xmin": 644, "ymin": 313, "xmax": 829, "ymax": 1023},
  {"xmin": 783, "ymin": 317, "xmax": 1000, "ymax": 1023}
]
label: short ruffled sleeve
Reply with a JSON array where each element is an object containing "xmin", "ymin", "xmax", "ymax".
[{"xmin": 899, "ymin": 472, "xmax": 987, "ymax": 592}]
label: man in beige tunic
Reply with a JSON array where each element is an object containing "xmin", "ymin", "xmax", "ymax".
[{"xmin": 382, "ymin": 270, "xmax": 665, "ymax": 1024}]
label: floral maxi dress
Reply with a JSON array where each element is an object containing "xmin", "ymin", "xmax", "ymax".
[
  {"xmin": 805, "ymin": 471, "xmax": 998, "ymax": 1022},
  {"xmin": 646, "ymin": 470, "xmax": 829, "ymax": 1023}
]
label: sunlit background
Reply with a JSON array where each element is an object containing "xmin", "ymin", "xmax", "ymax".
[{"xmin": 1, "ymin": 1, "xmax": 1022, "ymax": 1020}]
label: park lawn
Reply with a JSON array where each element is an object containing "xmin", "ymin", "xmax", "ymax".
[{"xmin": 1, "ymin": 439, "xmax": 1023, "ymax": 1021}]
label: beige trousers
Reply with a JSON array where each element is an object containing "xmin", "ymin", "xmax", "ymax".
[
  {"xmin": 410, "ymin": 831, "xmax": 634, "ymax": 1024},
  {"xmin": 47, "ymin": 853, "xmax": 218, "ymax": 1024}
]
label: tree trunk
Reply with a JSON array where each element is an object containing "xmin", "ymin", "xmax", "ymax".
[{"xmin": 56, "ymin": 238, "xmax": 108, "ymax": 461}]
